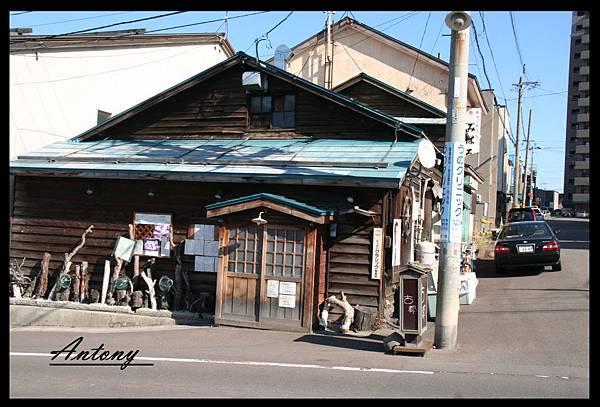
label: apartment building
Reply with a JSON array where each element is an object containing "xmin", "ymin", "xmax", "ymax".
[{"xmin": 563, "ymin": 11, "xmax": 590, "ymax": 210}]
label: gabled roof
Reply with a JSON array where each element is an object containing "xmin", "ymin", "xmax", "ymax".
[
  {"xmin": 281, "ymin": 17, "xmax": 488, "ymax": 114},
  {"xmin": 70, "ymin": 51, "xmax": 424, "ymax": 143},
  {"xmin": 206, "ymin": 193, "xmax": 335, "ymax": 224},
  {"xmin": 333, "ymin": 72, "xmax": 446, "ymax": 118}
]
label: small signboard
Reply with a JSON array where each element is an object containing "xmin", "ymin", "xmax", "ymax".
[
  {"xmin": 465, "ymin": 107, "xmax": 482, "ymax": 155},
  {"xmin": 371, "ymin": 228, "xmax": 383, "ymax": 279},
  {"xmin": 392, "ymin": 219, "xmax": 402, "ymax": 267},
  {"xmin": 278, "ymin": 294, "xmax": 296, "ymax": 309},
  {"xmin": 266, "ymin": 280, "xmax": 279, "ymax": 298},
  {"xmin": 279, "ymin": 281, "xmax": 296, "ymax": 296}
]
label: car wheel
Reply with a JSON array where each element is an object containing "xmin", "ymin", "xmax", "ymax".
[{"xmin": 551, "ymin": 262, "xmax": 562, "ymax": 272}]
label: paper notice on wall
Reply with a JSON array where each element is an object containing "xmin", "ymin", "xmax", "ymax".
[
  {"xmin": 193, "ymin": 224, "xmax": 204, "ymax": 240},
  {"xmin": 204, "ymin": 241, "xmax": 219, "ymax": 257},
  {"xmin": 184, "ymin": 239, "xmax": 196, "ymax": 256},
  {"xmin": 143, "ymin": 238, "xmax": 161, "ymax": 257},
  {"xmin": 267, "ymin": 280, "xmax": 279, "ymax": 298},
  {"xmin": 194, "ymin": 256, "xmax": 203, "ymax": 272},
  {"xmin": 160, "ymin": 236, "xmax": 170, "ymax": 257},
  {"xmin": 279, "ymin": 281, "xmax": 296, "ymax": 296},
  {"xmin": 112, "ymin": 236, "xmax": 135, "ymax": 262},
  {"xmin": 203, "ymin": 224, "xmax": 215, "ymax": 241},
  {"xmin": 278, "ymin": 294, "xmax": 296, "ymax": 308}
]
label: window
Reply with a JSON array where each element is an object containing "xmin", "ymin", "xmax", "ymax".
[
  {"xmin": 249, "ymin": 94, "xmax": 295, "ymax": 129},
  {"xmin": 576, "ymin": 24, "xmax": 583, "ymax": 30},
  {"xmin": 574, "ymin": 66, "xmax": 580, "ymax": 73}
]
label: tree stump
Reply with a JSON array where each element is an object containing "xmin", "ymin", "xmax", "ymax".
[
  {"xmin": 352, "ymin": 305, "xmax": 378, "ymax": 332},
  {"xmin": 131, "ymin": 291, "xmax": 143, "ymax": 309},
  {"xmin": 89, "ymin": 289, "xmax": 100, "ymax": 304},
  {"xmin": 33, "ymin": 253, "xmax": 51, "ymax": 299}
]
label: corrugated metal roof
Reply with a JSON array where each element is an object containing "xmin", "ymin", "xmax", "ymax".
[
  {"xmin": 10, "ymin": 138, "xmax": 421, "ymax": 188},
  {"xmin": 206, "ymin": 193, "xmax": 335, "ymax": 216}
]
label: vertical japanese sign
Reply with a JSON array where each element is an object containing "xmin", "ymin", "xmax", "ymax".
[
  {"xmin": 440, "ymin": 141, "xmax": 465, "ymax": 243},
  {"xmin": 402, "ymin": 278, "xmax": 418, "ymax": 332},
  {"xmin": 371, "ymin": 228, "xmax": 383, "ymax": 279},
  {"xmin": 392, "ymin": 219, "xmax": 402, "ymax": 267},
  {"xmin": 465, "ymin": 108, "xmax": 481, "ymax": 155}
]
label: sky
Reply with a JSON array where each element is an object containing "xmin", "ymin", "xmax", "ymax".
[{"xmin": 9, "ymin": 10, "xmax": 573, "ymax": 193}]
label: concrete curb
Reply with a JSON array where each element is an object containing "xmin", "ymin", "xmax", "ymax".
[{"xmin": 9, "ymin": 298, "xmax": 211, "ymax": 328}]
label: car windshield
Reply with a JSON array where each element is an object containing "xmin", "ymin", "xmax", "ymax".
[
  {"xmin": 500, "ymin": 223, "xmax": 552, "ymax": 239},
  {"xmin": 508, "ymin": 210, "xmax": 534, "ymax": 221}
]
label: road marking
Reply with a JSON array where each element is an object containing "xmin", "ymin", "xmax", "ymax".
[{"xmin": 10, "ymin": 352, "xmax": 433, "ymax": 375}]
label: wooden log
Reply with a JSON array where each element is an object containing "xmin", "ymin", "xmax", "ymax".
[
  {"xmin": 33, "ymin": 252, "xmax": 51, "ymax": 299},
  {"xmin": 128, "ymin": 224, "xmax": 140, "ymax": 287},
  {"xmin": 140, "ymin": 270, "xmax": 157, "ymax": 310},
  {"xmin": 72, "ymin": 265, "xmax": 81, "ymax": 302},
  {"xmin": 352, "ymin": 305, "xmax": 378, "ymax": 332},
  {"xmin": 101, "ymin": 260, "xmax": 110, "ymax": 304},
  {"xmin": 48, "ymin": 225, "xmax": 94, "ymax": 300},
  {"xmin": 326, "ymin": 292, "xmax": 355, "ymax": 333},
  {"xmin": 106, "ymin": 258, "xmax": 124, "ymax": 305},
  {"xmin": 79, "ymin": 261, "xmax": 89, "ymax": 303},
  {"xmin": 131, "ymin": 290, "xmax": 143, "ymax": 308}
]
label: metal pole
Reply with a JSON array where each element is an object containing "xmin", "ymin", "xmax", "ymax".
[
  {"xmin": 512, "ymin": 77, "xmax": 523, "ymax": 207},
  {"xmin": 521, "ymin": 110, "xmax": 532, "ymax": 207},
  {"xmin": 529, "ymin": 147, "xmax": 535, "ymax": 206},
  {"xmin": 435, "ymin": 11, "xmax": 471, "ymax": 350}
]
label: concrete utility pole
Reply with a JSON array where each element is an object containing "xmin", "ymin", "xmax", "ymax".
[
  {"xmin": 521, "ymin": 109, "xmax": 532, "ymax": 207},
  {"xmin": 435, "ymin": 11, "xmax": 471, "ymax": 350},
  {"xmin": 511, "ymin": 78, "xmax": 539, "ymax": 207}
]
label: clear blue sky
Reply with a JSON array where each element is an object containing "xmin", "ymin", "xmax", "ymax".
[{"xmin": 9, "ymin": 10, "xmax": 572, "ymax": 192}]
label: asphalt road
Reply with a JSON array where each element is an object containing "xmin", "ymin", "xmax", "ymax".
[{"xmin": 10, "ymin": 217, "xmax": 589, "ymax": 398}]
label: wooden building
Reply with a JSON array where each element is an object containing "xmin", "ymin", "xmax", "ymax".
[{"xmin": 10, "ymin": 52, "xmax": 443, "ymax": 332}]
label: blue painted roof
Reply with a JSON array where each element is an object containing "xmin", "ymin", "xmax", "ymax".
[
  {"xmin": 10, "ymin": 138, "xmax": 422, "ymax": 188},
  {"xmin": 206, "ymin": 193, "xmax": 335, "ymax": 216}
]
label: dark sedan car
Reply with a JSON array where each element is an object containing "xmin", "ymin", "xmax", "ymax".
[{"xmin": 495, "ymin": 221, "xmax": 561, "ymax": 274}]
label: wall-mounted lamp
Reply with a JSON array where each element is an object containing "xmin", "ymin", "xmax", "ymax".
[
  {"xmin": 251, "ymin": 211, "xmax": 268, "ymax": 225},
  {"xmin": 346, "ymin": 196, "xmax": 354, "ymax": 203}
]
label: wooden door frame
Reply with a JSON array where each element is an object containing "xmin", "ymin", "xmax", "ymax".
[{"xmin": 215, "ymin": 221, "xmax": 317, "ymax": 332}]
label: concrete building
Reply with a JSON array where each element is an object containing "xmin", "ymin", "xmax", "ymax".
[
  {"xmin": 562, "ymin": 11, "xmax": 590, "ymax": 211},
  {"xmin": 534, "ymin": 188, "xmax": 561, "ymax": 210},
  {"xmin": 9, "ymin": 30, "xmax": 235, "ymax": 160}
]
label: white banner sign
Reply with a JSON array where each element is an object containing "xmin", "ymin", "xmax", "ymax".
[
  {"xmin": 465, "ymin": 108, "xmax": 482, "ymax": 155},
  {"xmin": 371, "ymin": 228, "xmax": 383, "ymax": 279},
  {"xmin": 440, "ymin": 141, "xmax": 465, "ymax": 243},
  {"xmin": 392, "ymin": 219, "xmax": 402, "ymax": 267}
]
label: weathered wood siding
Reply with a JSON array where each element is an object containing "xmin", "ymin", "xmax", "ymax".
[
  {"xmin": 336, "ymin": 80, "xmax": 441, "ymax": 119},
  {"xmin": 11, "ymin": 176, "xmax": 387, "ymax": 316},
  {"xmin": 87, "ymin": 65, "xmax": 400, "ymax": 142}
]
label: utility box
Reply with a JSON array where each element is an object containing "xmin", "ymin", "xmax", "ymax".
[{"xmin": 398, "ymin": 263, "xmax": 429, "ymax": 346}]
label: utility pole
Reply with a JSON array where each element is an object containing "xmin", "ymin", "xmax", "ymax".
[
  {"xmin": 511, "ymin": 77, "xmax": 539, "ymax": 207},
  {"xmin": 529, "ymin": 145, "xmax": 536, "ymax": 206},
  {"xmin": 224, "ymin": 11, "xmax": 229, "ymax": 39},
  {"xmin": 435, "ymin": 11, "xmax": 471, "ymax": 350},
  {"xmin": 521, "ymin": 109, "xmax": 532, "ymax": 207},
  {"xmin": 324, "ymin": 11, "xmax": 335, "ymax": 89}
]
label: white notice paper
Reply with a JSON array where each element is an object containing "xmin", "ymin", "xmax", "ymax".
[
  {"xmin": 194, "ymin": 256, "xmax": 203, "ymax": 272},
  {"xmin": 204, "ymin": 241, "xmax": 219, "ymax": 257},
  {"xmin": 203, "ymin": 224, "xmax": 215, "ymax": 241},
  {"xmin": 278, "ymin": 294, "xmax": 296, "ymax": 308},
  {"xmin": 193, "ymin": 224, "xmax": 204, "ymax": 240},
  {"xmin": 184, "ymin": 239, "xmax": 196, "ymax": 256},
  {"xmin": 279, "ymin": 281, "xmax": 296, "ymax": 296},
  {"xmin": 267, "ymin": 280, "xmax": 279, "ymax": 298}
]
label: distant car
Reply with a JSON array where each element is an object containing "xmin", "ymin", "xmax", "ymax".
[
  {"xmin": 552, "ymin": 209, "xmax": 562, "ymax": 216},
  {"xmin": 575, "ymin": 210, "xmax": 588, "ymax": 218},
  {"xmin": 494, "ymin": 221, "xmax": 561, "ymax": 274},
  {"xmin": 507, "ymin": 207, "xmax": 537, "ymax": 223},
  {"xmin": 560, "ymin": 208, "xmax": 573, "ymax": 217},
  {"xmin": 542, "ymin": 209, "xmax": 551, "ymax": 219}
]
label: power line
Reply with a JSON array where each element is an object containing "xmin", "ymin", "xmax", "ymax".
[
  {"xmin": 429, "ymin": 19, "xmax": 445, "ymax": 54},
  {"xmin": 10, "ymin": 11, "xmax": 186, "ymax": 44},
  {"xmin": 146, "ymin": 11, "xmax": 268, "ymax": 34},
  {"xmin": 26, "ymin": 12, "xmax": 132, "ymax": 28},
  {"xmin": 509, "ymin": 11, "xmax": 527, "ymax": 78},
  {"xmin": 406, "ymin": 11, "xmax": 431, "ymax": 93},
  {"xmin": 11, "ymin": 11, "xmax": 32, "ymax": 16},
  {"xmin": 245, "ymin": 11, "xmax": 294, "ymax": 54},
  {"xmin": 471, "ymin": 19, "xmax": 493, "ymax": 90}
]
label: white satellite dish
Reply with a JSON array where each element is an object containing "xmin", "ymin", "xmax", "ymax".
[{"xmin": 417, "ymin": 139, "xmax": 436, "ymax": 169}]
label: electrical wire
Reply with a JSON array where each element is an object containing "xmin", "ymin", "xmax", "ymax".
[
  {"xmin": 245, "ymin": 11, "xmax": 294, "ymax": 53},
  {"xmin": 145, "ymin": 11, "xmax": 267, "ymax": 34},
  {"xmin": 10, "ymin": 11, "xmax": 186, "ymax": 44},
  {"xmin": 406, "ymin": 11, "xmax": 431, "ymax": 92},
  {"xmin": 11, "ymin": 11, "xmax": 32, "ymax": 16},
  {"xmin": 26, "ymin": 12, "xmax": 132, "ymax": 28},
  {"xmin": 509, "ymin": 11, "xmax": 527, "ymax": 78},
  {"xmin": 471, "ymin": 20, "xmax": 493, "ymax": 90}
]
